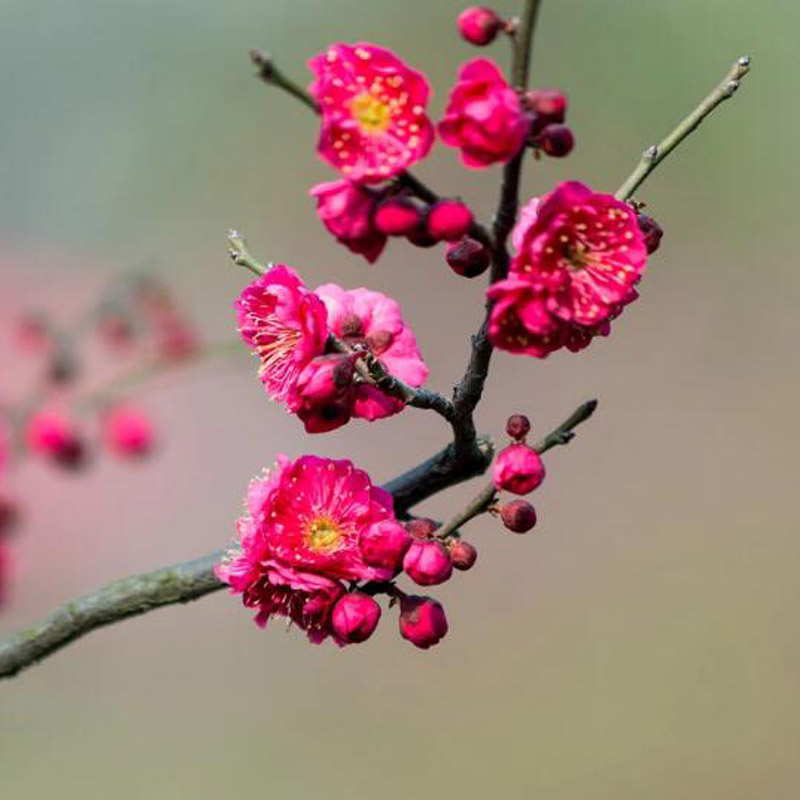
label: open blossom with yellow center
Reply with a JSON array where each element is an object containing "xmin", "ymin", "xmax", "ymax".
[
  {"xmin": 488, "ymin": 182, "xmax": 648, "ymax": 358},
  {"xmin": 308, "ymin": 42, "xmax": 435, "ymax": 183},
  {"xmin": 216, "ymin": 455, "xmax": 410, "ymax": 644},
  {"xmin": 235, "ymin": 265, "xmax": 329, "ymax": 407}
]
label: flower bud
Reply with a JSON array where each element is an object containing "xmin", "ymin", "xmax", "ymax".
[
  {"xmin": 331, "ymin": 592, "xmax": 382, "ymax": 645},
  {"xmin": 374, "ymin": 196, "xmax": 424, "ymax": 236},
  {"xmin": 637, "ymin": 213, "xmax": 664, "ymax": 254},
  {"xmin": 406, "ymin": 227, "xmax": 440, "ymax": 249},
  {"xmin": 26, "ymin": 410, "xmax": 88, "ymax": 471},
  {"xmin": 446, "ymin": 238, "xmax": 490, "ymax": 278},
  {"xmin": 16, "ymin": 312, "xmax": 51, "ymax": 352},
  {"xmin": 448, "ymin": 539, "xmax": 478, "ymax": 571},
  {"xmin": 536, "ymin": 124, "xmax": 575, "ymax": 158},
  {"xmin": 427, "ymin": 199, "xmax": 474, "ymax": 242},
  {"xmin": 500, "ymin": 499, "xmax": 537, "ymax": 533},
  {"xmin": 295, "ymin": 354, "xmax": 357, "ymax": 434},
  {"xmin": 359, "ymin": 519, "xmax": 412, "ymax": 573},
  {"xmin": 403, "ymin": 540, "xmax": 453, "ymax": 586},
  {"xmin": 505, "ymin": 413, "xmax": 531, "ymax": 441},
  {"xmin": 405, "ymin": 518, "xmax": 438, "ymax": 540},
  {"xmin": 104, "ymin": 406, "xmax": 155, "ymax": 458},
  {"xmin": 399, "ymin": 595, "xmax": 449, "ymax": 649},
  {"xmin": 457, "ymin": 6, "xmax": 504, "ymax": 46},
  {"xmin": 524, "ymin": 89, "xmax": 568, "ymax": 125},
  {"xmin": 492, "ymin": 443, "xmax": 546, "ymax": 495}
]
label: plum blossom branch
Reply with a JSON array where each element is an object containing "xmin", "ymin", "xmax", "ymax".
[
  {"xmin": 450, "ymin": 0, "xmax": 543, "ymax": 458},
  {"xmin": 0, "ymin": 436, "xmax": 494, "ymax": 680},
  {"xmin": 615, "ymin": 56, "xmax": 751, "ymax": 202},
  {"xmin": 228, "ymin": 229, "xmax": 455, "ymax": 421},
  {"xmin": 436, "ymin": 398, "xmax": 598, "ymax": 540},
  {"xmin": 248, "ymin": 49, "xmax": 493, "ymax": 247}
]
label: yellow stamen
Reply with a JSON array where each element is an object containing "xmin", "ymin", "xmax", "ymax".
[{"xmin": 350, "ymin": 93, "xmax": 392, "ymax": 135}]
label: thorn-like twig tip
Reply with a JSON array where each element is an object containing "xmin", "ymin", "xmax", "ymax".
[
  {"xmin": 738, "ymin": 55, "xmax": 751, "ymax": 68},
  {"xmin": 584, "ymin": 398, "xmax": 599, "ymax": 415}
]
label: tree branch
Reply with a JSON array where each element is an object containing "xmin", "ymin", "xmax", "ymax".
[
  {"xmin": 0, "ymin": 435, "xmax": 495, "ymax": 679},
  {"xmin": 615, "ymin": 56, "xmax": 751, "ymax": 201},
  {"xmin": 451, "ymin": 0, "xmax": 543, "ymax": 459}
]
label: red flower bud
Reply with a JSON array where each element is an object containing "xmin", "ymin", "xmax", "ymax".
[
  {"xmin": 637, "ymin": 213, "xmax": 664, "ymax": 254},
  {"xmin": 427, "ymin": 199, "xmax": 474, "ymax": 242},
  {"xmin": 331, "ymin": 592, "xmax": 382, "ymax": 645},
  {"xmin": 536, "ymin": 124, "xmax": 575, "ymax": 158},
  {"xmin": 403, "ymin": 540, "xmax": 453, "ymax": 586},
  {"xmin": 374, "ymin": 197, "xmax": 424, "ymax": 236},
  {"xmin": 492, "ymin": 443, "xmax": 545, "ymax": 495},
  {"xmin": 359, "ymin": 519, "xmax": 412, "ymax": 573},
  {"xmin": 26, "ymin": 410, "xmax": 89, "ymax": 471},
  {"xmin": 448, "ymin": 539, "xmax": 478, "ymax": 571},
  {"xmin": 406, "ymin": 227, "xmax": 440, "ymax": 249},
  {"xmin": 457, "ymin": 6, "xmax": 504, "ymax": 46},
  {"xmin": 524, "ymin": 89, "xmax": 568, "ymax": 124},
  {"xmin": 500, "ymin": 499, "xmax": 537, "ymax": 533},
  {"xmin": 505, "ymin": 413, "xmax": 531, "ymax": 441},
  {"xmin": 399, "ymin": 595, "xmax": 449, "ymax": 649},
  {"xmin": 405, "ymin": 518, "xmax": 438, "ymax": 540},
  {"xmin": 446, "ymin": 238, "xmax": 491, "ymax": 278}
]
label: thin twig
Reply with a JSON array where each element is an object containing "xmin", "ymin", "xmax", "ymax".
[
  {"xmin": 615, "ymin": 56, "xmax": 751, "ymax": 201},
  {"xmin": 436, "ymin": 399, "xmax": 598, "ymax": 540},
  {"xmin": 227, "ymin": 229, "xmax": 268, "ymax": 277}
]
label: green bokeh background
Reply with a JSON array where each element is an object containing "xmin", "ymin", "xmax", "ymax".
[{"xmin": 2, "ymin": 1, "xmax": 799, "ymax": 798}]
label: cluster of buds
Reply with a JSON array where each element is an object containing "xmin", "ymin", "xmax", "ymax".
[
  {"xmin": 491, "ymin": 414, "xmax": 545, "ymax": 534},
  {"xmin": 524, "ymin": 89, "xmax": 574, "ymax": 159}
]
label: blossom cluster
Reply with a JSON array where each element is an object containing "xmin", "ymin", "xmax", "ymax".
[
  {"xmin": 220, "ymin": 5, "xmax": 666, "ymax": 649},
  {"xmin": 217, "ymin": 455, "xmax": 455, "ymax": 648}
]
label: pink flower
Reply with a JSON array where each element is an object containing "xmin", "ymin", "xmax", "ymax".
[
  {"xmin": 403, "ymin": 540, "xmax": 453, "ymax": 586},
  {"xmin": 488, "ymin": 277, "xmax": 618, "ymax": 357},
  {"xmin": 309, "ymin": 43, "xmax": 435, "ymax": 183},
  {"xmin": 0, "ymin": 420, "xmax": 8, "ymax": 477},
  {"xmin": 236, "ymin": 266, "xmax": 329, "ymax": 408},
  {"xmin": 509, "ymin": 181, "xmax": 647, "ymax": 328},
  {"xmin": 438, "ymin": 58, "xmax": 529, "ymax": 168},
  {"xmin": 492, "ymin": 443, "xmax": 546, "ymax": 495},
  {"xmin": 331, "ymin": 592, "xmax": 382, "ymax": 645},
  {"xmin": 25, "ymin": 409, "xmax": 87, "ymax": 469},
  {"xmin": 104, "ymin": 406, "xmax": 155, "ymax": 458},
  {"xmin": 310, "ymin": 180, "xmax": 387, "ymax": 263},
  {"xmin": 217, "ymin": 455, "xmax": 400, "ymax": 643},
  {"xmin": 398, "ymin": 595, "xmax": 449, "ymax": 649},
  {"xmin": 315, "ymin": 284, "xmax": 429, "ymax": 421}
]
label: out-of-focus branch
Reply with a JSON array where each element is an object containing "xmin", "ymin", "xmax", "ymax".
[
  {"xmin": 436, "ymin": 399, "xmax": 598, "ymax": 540},
  {"xmin": 0, "ymin": 436, "xmax": 494, "ymax": 680},
  {"xmin": 615, "ymin": 56, "xmax": 751, "ymax": 201}
]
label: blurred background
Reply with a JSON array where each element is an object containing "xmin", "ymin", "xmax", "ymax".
[{"xmin": 1, "ymin": 0, "xmax": 799, "ymax": 797}]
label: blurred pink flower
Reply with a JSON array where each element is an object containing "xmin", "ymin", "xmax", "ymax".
[
  {"xmin": 308, "ymin": 43, "xmax": 434, "ymax": 183},
  {"xmin": 104, "ymin": 406, "xmax": 155, "ymax": 458}
]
